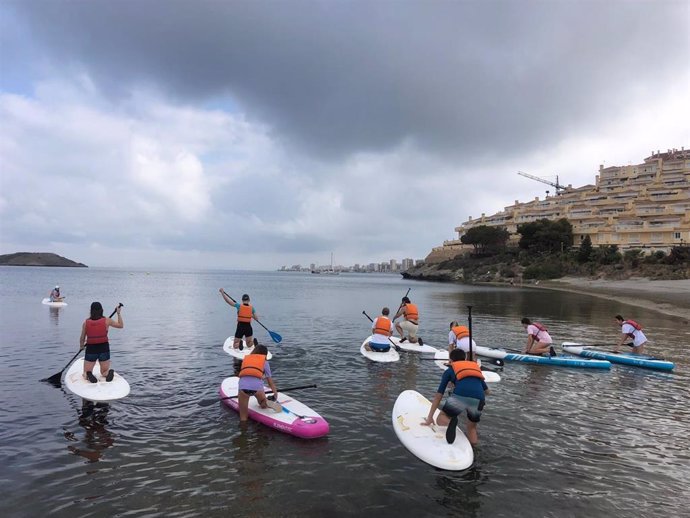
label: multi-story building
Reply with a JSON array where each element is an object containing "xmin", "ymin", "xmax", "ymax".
[{"xmin": 426, "ymin": 148, "xmax": 690, "ymax": 263}]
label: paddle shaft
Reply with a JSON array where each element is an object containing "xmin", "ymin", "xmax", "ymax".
[
  {"xmin": 467, "ymin": 305, "xmax": 473, "ymax": 359},
  {"xmin": 362, "ymin": 311, "xmax": 400, "ymax": 351},
  {"xmin": 200, "ymin": 383, "xmax": 317, "ymax": 406},
  {"xmin": 394, "ymin": 288, "xmax": 411, "ymax": 319}
]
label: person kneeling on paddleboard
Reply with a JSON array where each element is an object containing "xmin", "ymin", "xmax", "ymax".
[
  {"xmin": 220, "ymin": 289, "xmax": 258, "ymax": 351},
  {"xmin": 422, "ymin": 349, "xmax": 489, "ymax": 446},
  {"xmin": 614, "ymin": 315, "xmax": 648, "ymax": 354},
  {"xmin": 394, "ymin": 296, "xmax": 422, "ymax": 345},
  {"xmin": 364, "ymin": 307, "xmax": 394, "ymax": 352},
  {"xmin": 448, "ymin": 321, "xmax": 478, "ymax": 359},
  {"xmin": 237, "ymin": 344, "xmax": 281, "ymax": 422},
  {"xmin": 521, "ymin": 317, "xmax": 556, "ymax": 357},
  {"xmin": 79, "ymin": 302, "xmax": 123, "ymax": 383},
  {"xmin": 49, "ymin": 285, "xmax": 64, "ymax": 302}
]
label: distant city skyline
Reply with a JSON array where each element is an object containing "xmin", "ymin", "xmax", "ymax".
[{"xmin": 278, "ymin": 257, "xmax": 425, "ymax": 273}]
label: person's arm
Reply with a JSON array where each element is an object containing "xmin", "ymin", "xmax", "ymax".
[
  {"xmin": 219, "ymin": 289, "xmax": 236, "ymax": 306},
  {"xmin": 108, "ymin": 306, "xmax": 123, "ymax": 329},
  {"xmin": 422, "ymin": 393, "xmax": 443, "ymax": 426},
  {"xmin": 614, "ymin": 332, "xmax": 627, "ymax": 353},
  {"xmin": 266, "ymin": 377, "xmax": 278, "ymax": 401},
  {"xmin": 524, "ymin": 334, "xmax": 534, "ymax": 353},
  {"xmin": 79, "ymin": 321, "xmax": 87, "ymax": 350},
  {"xmin": 448, "ymin": 331, "xmax": 455, "ymax": 348},
  {"xmin": 252, "ymin": 306, "xmax": 259, "ymax": 321}
]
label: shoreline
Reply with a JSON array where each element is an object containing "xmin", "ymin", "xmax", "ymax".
[{"xmin": 531, "ymin": 277, "xmax": 690, "ymax": 322}]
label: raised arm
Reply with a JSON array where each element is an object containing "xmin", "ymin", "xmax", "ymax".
[
  {"xmin": 219, "ymin": 288, "xmax": 236, "ymax": 306},
  {"xmin": 108, "ymin": 306, "xmax": 124, "ymax": 329}
]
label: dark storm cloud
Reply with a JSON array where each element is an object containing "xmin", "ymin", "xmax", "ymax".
[{"xmin": 6, "ymin": 1, "xmax": 688, "ymax": 160}]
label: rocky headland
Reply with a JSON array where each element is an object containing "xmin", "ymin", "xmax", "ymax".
[{"xmin": 0, "ymin": 252, "xmax": 87, "ymax": 267}]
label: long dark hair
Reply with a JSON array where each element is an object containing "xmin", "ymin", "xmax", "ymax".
[{"xmin": 90, "ymin": 302, "xmax": 104, "ymax": 320}]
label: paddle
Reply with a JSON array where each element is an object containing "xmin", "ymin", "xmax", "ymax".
[
  {"xmin": 198, "ymin": 383, "xmax": 317, "ymax": 407},
  {"xmin": 362, "ymin": 310, "xmax": 401, "ymax": 352},
  {"xmin": 575, "ymin": 343, "xmax": 634, "ymax": 349},
  {"xmin": 419, "ymin": 357, "xmax": 504, "ymax": 368},
  {"xmin": 221, "ymin": 289, "xmax": 282, "ymax": 343},
  {"xmin": 41, "ymin": 304, "xmax": 123, "ymax": 386},
  {"xmin": 467, "ymin": 305, "xmax": 474, "ymax": 360}
]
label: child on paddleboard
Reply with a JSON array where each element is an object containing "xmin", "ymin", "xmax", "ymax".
[
  {"xmin": 79, "ymin": 302, "xmax": 123, "ymax": 383},
  {"xmin": 422, "ymin": 348, "xmax": 489, "ymax": 446},
  {"xmin": 237, "ymin": 344, "xmax": 281, "ymax": 421},
  {"xmin": 220, "ymin": 289, "xmax": 258, "ymax": 351}
]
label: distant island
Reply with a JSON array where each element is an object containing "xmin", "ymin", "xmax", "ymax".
[{"xmin": 0, "ymin": 252, "xmax": 87, "ymax": 267}]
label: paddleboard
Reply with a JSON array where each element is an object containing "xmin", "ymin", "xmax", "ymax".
[
  {"xmin": 42, "ymin": 298, "xmax": 67, "ymax": 307},
  {"xmin": 223, "ymin": 336, "xmax": 273, "ymax": 360},
  {"xmin": 388, "ymin": 336, "xmax": 439, "ymax": 354},
  {"xmin": 219, "ymin": 377, "xmax": 329, "ymax": 439},
  {"xmin": 392, "ymin": 390, "xmax": 474, "ymax": 471},
  {"xmin": 562, "ymin": 342, "xmax": 674, "ymax": 371},
  {"xmin": 360, "ymin": 339, "xmax": 400, "ymax": 363},
  {"xmin": 433, "ymin": 350, "xmax": 501, "ymax": 383},
  {"xmin": 64, "ymin": 358, "xmax": 130, "ymax": 402},
  {"xmin": 475, "ymin": 345, "xmax": 611, "ymax": 369}
]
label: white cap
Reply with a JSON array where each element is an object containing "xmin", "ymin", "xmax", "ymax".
[{"xmin": 55, "ymin": 285, "xmax": 59, "ymax": 289}]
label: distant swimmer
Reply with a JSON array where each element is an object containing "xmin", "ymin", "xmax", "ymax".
[
  {"xmin": 615, "ymin": 315, "xmax": 648, "ymax": 354},
  {"xmin": 448, "ymin": 321, "xmax": 477, "ymax": 359},
  {"xmin": 394, "ymin": 296, "xmax": 422, "ymax": 345},
  {"xmin": 521, "ymin": 317, "xmax": 556, "ymax": 357},
  {"xmin": 220, "ymin": 289, "xmax": 258, "ymax": 351}
]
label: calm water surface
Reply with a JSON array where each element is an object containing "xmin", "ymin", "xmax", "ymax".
[{"xmin": 1, "ymin": 267, "xmax": 688, "ymax": 517}]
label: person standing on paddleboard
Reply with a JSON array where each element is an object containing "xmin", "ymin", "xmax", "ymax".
[
  {"xmin": 49, "ymin": 285, "xmax": 64, "ymax": 302},
  {"xmin": 448, "ymin": 322, "xmax": 478, "ymax": 359},
  {"xmin": 364, "ymin": 307, "xmax": 394, "ymax": 352},
  {"xmin": 394, "ymin": 296, "xmax": 421, "ymax": 345},
  {"xmin": 79, "ymin": 302, "xmax": 123, "ymax": 383},
  {"xmin": 521, "ymin": 317, "xmax": 556, "ymax": 357},
  {"xmin": 237, "ymin": 344, "xmax": 281, "ymax": 421},
  {"xmin": 220, "ymin": 290, "xmax": 257, "ymax": 351},
  {"xmin": 422, "ymin": 348, "xmax": 489, "ymax": 446},
  {"xmin": 614, "ymin": 315, "xmax": 648, "ymax": 354}
]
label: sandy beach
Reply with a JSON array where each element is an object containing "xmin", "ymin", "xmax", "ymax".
[{"xmin": 538, "ymin": 277, "xmax": 690, "ymax": 322}]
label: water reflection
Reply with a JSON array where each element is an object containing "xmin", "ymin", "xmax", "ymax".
[
  {"xmin": 231, "ymin": 427, "xmax": 270, "ymax": 508},
  {"xmin": 435, "ymin": 467, "xmax": 484, "ymax": 517},
  {"xmin": 63, "ymin": 401, "xmax": 114, "ymax": 463},
  {"xmin": 49, "ymin": 307, "xmax": 60, "ymax": 325}
]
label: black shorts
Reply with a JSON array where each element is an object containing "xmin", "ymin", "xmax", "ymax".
[{"xmin": 235, "ymin": 322, "xmax": 253, "ymax": 339}]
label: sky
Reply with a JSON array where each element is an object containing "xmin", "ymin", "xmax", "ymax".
[{"xmin": 1, "ymin": 1, "xmax": 688, "ymax": 270}]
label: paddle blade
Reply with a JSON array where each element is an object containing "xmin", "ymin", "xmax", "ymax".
[
  {"xmin": 198, "ymin": 398, "xmax": 221, "ymax": 407},
  {"xmin": 268, "ymin": 330, "xmax": 282, "ymax": 343},
  {"xmin": 40, "ymin": 372, "xmax": 63, "ymax": 387}
]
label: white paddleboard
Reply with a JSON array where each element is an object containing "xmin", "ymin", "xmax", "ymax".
[
  {"xmin": 42, "ymin": 298, "xmax": 67, "ymax": 307},
  {"xmin": 360, "ymin": 339, "xmax": 400, "ymax": 363},
  {"xmin": 392, "ymin": 390, "xmax": 474, "ymax": 471},
  {"xmin": 64, "ymin": 358, "xmax": 130, "ymax": 402},
  {"xmin": 388, "ymin": 336, "xmax": 439, "ymax": 354},
  {"xmin": 223, "ymin": 336, "xmax": 273, "ymax": 360},
  {"xmin": 433, "ymin": 350, "xmax": 501, "ymax": 383}
]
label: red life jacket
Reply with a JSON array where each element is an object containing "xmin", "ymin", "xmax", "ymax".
[
  {"xmin": 373, "ymin": 316, "xmax": 392, "ymax": 336},
  {"xmin": 237, "ymin": 303, "xmax": 253, "ymax": 323},
  {"xmin": 239, "ymin": 354, "xmax": 266, "ymax": 378},
  {"xmin": 452, "ymin": 325, "xmax": 470, "ymax": 340},
  {"xmin": 85, "ymin": 317, "xmax": 108, "ymax": 345},
  {"xmin": 404, "ymin": 303, "xmax": 419, "ymax": 323},
  {"xmin": 451, "ymin": 360, "xmax": 485, "ymax": 381},
  {"xmin": 531, "ymin": 322, "xmax": 548, "ymax": 339},
  {"xmin": 624, "ymin": 319, "xmax": 642, "ymax": 338}
]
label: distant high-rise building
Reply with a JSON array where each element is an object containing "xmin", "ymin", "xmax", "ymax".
[
  {"xmin": 390, "ymin": 259, "xmax": 398, "ymax": 271},
  {"xmin": 402, "ymin": 258, "xmax": 414, "ymax": 270}
]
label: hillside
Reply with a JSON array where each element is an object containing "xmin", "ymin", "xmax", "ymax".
[{"xmin": 0, "ymin": 252, "xmax": 88, "ymax": 267}]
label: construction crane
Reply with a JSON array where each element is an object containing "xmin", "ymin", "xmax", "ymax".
[{"xmin": 517, "ymin": 171, "xmax": 566, "ymax": 195}]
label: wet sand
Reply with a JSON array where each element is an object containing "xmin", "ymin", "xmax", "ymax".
[{"xmin": 538, "ymin": 277, "xmax": 690, "ymax": 322}]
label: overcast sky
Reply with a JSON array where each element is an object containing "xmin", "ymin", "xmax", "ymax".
[{"xmin": 1, "ymin": 1, "xmax": 688, "ymax": 269}]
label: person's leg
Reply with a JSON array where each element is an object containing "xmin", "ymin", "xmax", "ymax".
[
  {"xmin": 83, "ymin": 358, "xmax": 98, "ymax": 383},
  {"xmin": 530, "ymin": 342, "xmax": 551, "ymax": 355},
  {"xmin": 99, "ymin": 359, "xmax": 111, "ymax": 377},
  {"xmin": 395, "ymin": 322, "xmax": 403, "ymax": 339},
  {"xmin": 364, "ymin": 341, "xmax": 372, "ymax": 351},
  {"xmin": 238, "ymin": 390, "xmax": 250, "ymax": 421},
  {"xmin": 633, "ymin": 341, "xmax": 647, "ymax": 354},
  {"xmin": 233, "ymin": 337, "xmax": 242, "ymax": 349},
  {"xmin": 466, "ymin": 420, "xmax": 478, "ymax": 445},
  {"xmin": 435, "ymin": 410, "xmax": 451, "ymax": 427},
  {"xmin": 246, "ymin": 335, "xmax": 254, "ymax": 349}
]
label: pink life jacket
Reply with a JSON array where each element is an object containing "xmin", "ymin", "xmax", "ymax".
[
  {"xmin": 624, "ymin": 319, "xmax": 642, "ymax": 338},
  {"xmin": 531, "ymin": 322, "xmax": 548, "ymax": 339}
]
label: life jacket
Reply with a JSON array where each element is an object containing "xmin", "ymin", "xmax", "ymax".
[
  {"xmin": 451, "ymin": 360, "xmax": 485, "ymax": 381},
  {"xmin": 239, "ymin": 354, "xmax": 266, "ymax": 378},
  {"xmin": 531, "ymin": 322, "xmax": 548, "ymax": 339},
  {"xmin": 404, "ymin": 303, "xmax": 419, "ymax": 323},
  {"xmin": 452, "ymin": 325, "xmax": 470, "ymax": 341},
  {"xmin": 624, "ymin": 319, "xmax": 642, "ymax": 338},
  {"xmin": 373, "ymin": 316, "xmax": 392, "ymax": 336},
  {"xmin": 85, "ymin": 317, "xmax": 108, "ymax": 345},
  {"xmin": 237, "ymin": 303, "xmax": 253, "ymax": 323}
]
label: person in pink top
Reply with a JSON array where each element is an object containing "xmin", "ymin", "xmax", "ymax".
[{"xmin": 521, "ymin": 317, "xmax": 556, "ymax": 357}]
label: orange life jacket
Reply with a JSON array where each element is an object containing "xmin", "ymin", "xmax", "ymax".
[
  {"xmin": 239, "ymin": 354, "xmax": 266, "ymax": 378},
  {"xmin": 373, "ymin": 316, "xmax": 392, "ymax": 336},
  {"xmin": 237, "ymin": 303, "xmax": 253, "ymax": 323},
  {"xmin": 452, "ymin": 325, "xmax": 470, "ymax": 340},
  {"xmin": 624, "ymin": 319, "xmax": 642, "ymax": 338},
  {"xmin": 404, "ymin": 303, "xmax": 419, "ymax": 323},
  {"xmin": 451, "ymin": 360, "xmax": 485, "ymax": 381},
  {"xmin": 85, "ymin": 317, "xmax": 108, "ymax": 345}
]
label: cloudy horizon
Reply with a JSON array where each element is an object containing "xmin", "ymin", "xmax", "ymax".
[{"xmin": 1, "ymin": 1, "xmax": 688, "ymax": 269}]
